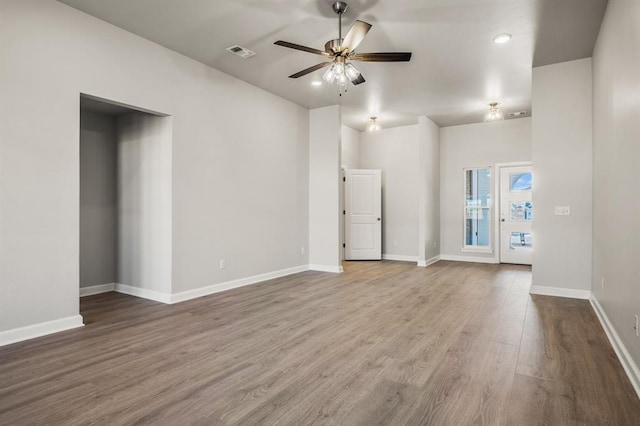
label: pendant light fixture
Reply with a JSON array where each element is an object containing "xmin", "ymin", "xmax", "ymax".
[
  {"xmin": 367, "ymin": 116, "xmax": 381, "ymax": 132},
  {"xmin": 484, "ymin": 102, "xmax": 504, "ymax": 122}
]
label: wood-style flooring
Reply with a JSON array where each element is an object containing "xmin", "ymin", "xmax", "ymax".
[{"xmin": 1, "ymin": 261, "xmax": 639, "ymax": 425}]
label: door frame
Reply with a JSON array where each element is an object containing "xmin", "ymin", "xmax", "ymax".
[{"xmin": 494, "ymin": 161, "xmax": 532, "ymax": 264}]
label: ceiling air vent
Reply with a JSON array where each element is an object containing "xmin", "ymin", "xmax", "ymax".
[
  {"xmin": 226, "ymin": 45, "xmax": 256, "ymax": 59},
  {"xmin": 508, "ymin": 111, "xmax": 527, "ymax": 117}
]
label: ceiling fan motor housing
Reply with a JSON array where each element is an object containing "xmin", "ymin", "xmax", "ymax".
[{"xmin": 325, "ymin": 39, "xmax": 344, "ymax": 55}]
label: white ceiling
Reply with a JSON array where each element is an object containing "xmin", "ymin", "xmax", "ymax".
[{"xmin": 58, "ymin": 0, "xmax": 607, "ymax": 130}]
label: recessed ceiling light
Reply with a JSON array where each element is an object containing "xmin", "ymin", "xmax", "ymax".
[
  {"xmin": 492, "ymin": 33, "xmax": 512, "ymax": 44},
  {"xmin": 311, "ymin": 80, "xmax": 322, "ymax": 87}
]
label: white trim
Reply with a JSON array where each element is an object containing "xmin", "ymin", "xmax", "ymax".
[
  {"xmin": 115, "ymin": 284, "xmax": 172, "ymax": 304},
  {"xmin": 590, "ymin": 295, "xmax": 640, "ymax": 399},
  {"xmin": 439, "ymin": 254, "xmax": 498, "ymax": 264},
  {"xmin": 529, "ymin": 285, "xmax": 591, "ymax": 300},
  {"xmin": 460, "ymin": 247, "xmax": 493, "ymax": 254},
  {"xmin": 495, "ymin": 161, "xmax": 533, "ymax": 168},
  {"xmin": 79, "ymin": 283, "xmax": 115, "ymax": 297},
  {"xmin": 417, "ymin": 255, "xmax": 441, "ymax": 267},
  {"xmin": 169, "ymin": 265, "xmax": 309, "ymax": 304},
  {"xmin": 382, "ymin": 254, "xmax": 419, "ymax": 262},
  {"xmin": 308, "ymin": 264, "xmax": 343, "ymax": 273},
  {"xmin": 0, "ymin": 315, "xmax": 84, "ymax": 347}
]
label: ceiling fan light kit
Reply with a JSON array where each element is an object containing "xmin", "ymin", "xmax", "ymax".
[{"xmin": 274, "ymin": 1, "xmax": 411, "ymax": 95}]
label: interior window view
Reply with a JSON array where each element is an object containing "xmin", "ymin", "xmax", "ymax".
[{"xmin": 1, "ymin": 0, "xmax": 639, "ymax": 424}]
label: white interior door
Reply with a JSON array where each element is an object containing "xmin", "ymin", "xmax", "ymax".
[
  {"xmin": 500, "ymin": 165, "xmax": 533, "ymax": 265},
  {"xmin": 345, "ymin": 169, "xmax": 382, "ymax": 260}
]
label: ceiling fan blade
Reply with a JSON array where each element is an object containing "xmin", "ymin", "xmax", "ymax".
[
  {"xmin": 350, "ymin": 73, "xmax": 366, "ymax": 86},
  {"xmin": 351, "ymin": 52, "xmax": 413, "ymax": 62},
  {"xmin": 274, "ymin": 40, "xmax": 331, "ymax": 57},
  {"xmin": 341, "ymin": 20, "xmax": 372, "ymax": 54},
  {"xmin": 288, "ymin": 62, "xmax": 333, "ymax": 78}
]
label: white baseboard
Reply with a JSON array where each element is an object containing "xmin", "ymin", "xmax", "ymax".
[
  {"xmin": 439, "ymin": 254, "xmax": 498, "ymax": 264},
  {"xmin": 0, "ymin": 315, "xmax": 84, "ymax": 347},
  {"xmin": 382, "ymin": 254, "xmax": 419, "ymax": 262},
  {"xmin": 115, "ymin": 284, "xmax": 172, "ymax": 304},
  {"xmin": 108, "ymin": 265, "xmax": 311, "ymax": 304},
  {"xmin": 417, "ymin": 255, "xmax": 441, "ymax": 267},
  {"xmin": 80, "ymin": 283, "xmax": 116, "ymax": 297},
  {"xmin": 529, "ymin": 285, "xmax": 591, "ymax": 300},
  {"xmin": 170, "ymin": 265, "xmax": 309, "ymax": 304},
  {"xmin": 308, "ymin": 264, "xmax": 343, "ymax": 273},
  {"xmin": 590, "ymin": 295, "xmax": 640, "ymax": 399}
]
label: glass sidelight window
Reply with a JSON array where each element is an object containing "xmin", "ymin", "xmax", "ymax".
[{"xmin": 464, "ymin": 167, "xmax": 491, "ymax": 249}]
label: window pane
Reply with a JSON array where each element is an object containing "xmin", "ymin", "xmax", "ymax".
[
  {"xmin": 465, "ymin": 168, "xmax": 491, "ymax": 207},
  {"xmin": 465, "ymin": 207, "xmax": 490, "ymax": 246},
  {"xmin": 509, "ymin": 172, "xmax": 532, "ymax": 191},
  {"xmin": 510, "ymin": 201, "xmax": 532, "ymax": 221},
  {"xmin": 509, "ymin": 232, "xmax": 532, "ymax": 250}
]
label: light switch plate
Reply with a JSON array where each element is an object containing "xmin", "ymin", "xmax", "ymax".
[{"xmin": 554, "ymin": 206, "xmax": 571, "ymax": 216}]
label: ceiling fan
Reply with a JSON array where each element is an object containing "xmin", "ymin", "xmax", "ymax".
[{"xmin": 274, "ymin": 1, "xmax": 412, "ymax": 90}]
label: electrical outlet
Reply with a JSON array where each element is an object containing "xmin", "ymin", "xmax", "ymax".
[
  {"xmin": 393, "ymin": 240, "xmax": 398, "ymax": 248},
  {"xmin": 219, "ymin": 259, "xmax": 226, "ymax": 269},
  {"xmin": 300, "ymin": 247, "xmax": 305, "ymax": 255},
  {"xmin": 433, "ymin": 241, "xmax": 437, "ymax": 249},
  {"xmin": 635, "ymin": 315, "xmax": 639, "ymax": 337},
  {"xmin": 601, "ymin": 277, "xmax": 604, "ymax": 291}
]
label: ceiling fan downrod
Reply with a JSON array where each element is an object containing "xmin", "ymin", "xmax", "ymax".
[{"xmin": 332, "ymin": 1, "xmax": 348, "ymax": 43}]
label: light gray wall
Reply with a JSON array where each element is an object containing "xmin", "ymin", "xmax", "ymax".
[
  {"xmin": 360, "ymin": 125, "xmax": 420, "ymax": 258},
  {"xmin": 79, "ymin": 110, "xmax": 118, "ymax": 288},
  {"xmin": 309, "ymin": 106, "xmax": 341, "ymax": 270},
  {"xmin": 440, "ymin": 118, "xmax": 532, "ymax": 260},
  {"xmin": 117, "ymin": 112, "xmax": 172, "ymax": 294},
  {"xmin": 341, "ymin": 125, "xmax": 360, "ymax": 170},
  {"xmin": 418, "ymin": 116, "xmax": 441, "ymax": 263},
  {"xmin": 531, "ymin": 59, "xmax": 592, "ymax": 292},
  {"xmin": 0, "ymin": 0, "xmax": 310, "ymax": 332},
  {"xmin": 592, "ymin": 0, "xmax": 640, "ymax": 366}
]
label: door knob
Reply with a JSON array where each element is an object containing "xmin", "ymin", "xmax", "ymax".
[
  {"xmin": 501, "ymin": 218, "xmax": 505, "ymax": 222},
  {"xmin": 377, "ymin": 217, "xmax": 381, "ymax": 221}
]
